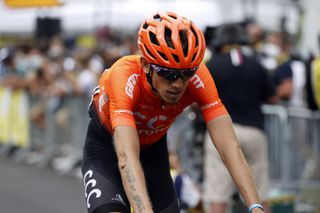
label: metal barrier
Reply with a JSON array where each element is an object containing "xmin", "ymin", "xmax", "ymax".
[
  {"xmin": 262, "ymin": 105, "xmax": 289, "ymax": 184},
  {"xmin": 0, "ymin": 88, "xmax": 90, "ymax": 174},
  {"xmin": 170, "ymin": 104, "xmax": 320, "ymax": 192},
  {"xmin": 1, "ymin": 87, "xmax": 319, "ymax": 190},
  {"xmin": 38, "ymin": 95, "xmax": 90, "ymax": 168},
  {"xmin": 262, "ymin": 104, "xmax": 320, "ymax": 190},
  {"xmin": 168, "ymin": 108, "xmax": 205, "ymax": 183}
]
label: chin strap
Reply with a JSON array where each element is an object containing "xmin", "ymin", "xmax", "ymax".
[
  {"xmin": 146, "ymin": 67, "xmax": 167, "ymax": 108},
  {"xmin": 146, "ymin": 67, "xmax": 158, "ymax": 93}
]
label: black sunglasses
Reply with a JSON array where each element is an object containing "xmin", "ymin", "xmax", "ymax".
[{"xmin": 151, "ymin": 64, "xmax": 198, "ymax": 81}]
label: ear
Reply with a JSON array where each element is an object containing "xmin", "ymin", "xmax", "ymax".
[{"xmin": 140, "ymin": 57, "xmax": 150, "ymax": 74}]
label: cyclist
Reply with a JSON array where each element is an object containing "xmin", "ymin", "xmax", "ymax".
[{"xmin": 81, "ymin": 11, "xmax": 265, "ymax": 213}]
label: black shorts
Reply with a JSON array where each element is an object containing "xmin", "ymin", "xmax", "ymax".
[{"xmin": 81, "ymin": 106, "xmax": 180, "ymax": 213}]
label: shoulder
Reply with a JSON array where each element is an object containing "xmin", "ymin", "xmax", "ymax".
[
  {"xmin": 188, "ymin": 63, "xmax": 214, "ymax": 92},
  {"xmin": 111, "ymin": 55, "xmax": 141, "ymax": 70},
  {"xmin": 99, "ymin": 55, "xmax": 142, "ymax": 98},
  {"xmin": 103, "ymin": 55, "xmax": 142, "ymax": 80},
  {"xmin": 193, "ymin": 63, "xmax": 211, "ymax": 81},
  {"xmin": 274, "ymin": 60, "xmax": 293, "ymax": 76}
]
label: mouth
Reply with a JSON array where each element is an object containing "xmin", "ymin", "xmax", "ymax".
[{"xmin": 166, "ymin": 90, "xmax": 182, "ymax": 96}]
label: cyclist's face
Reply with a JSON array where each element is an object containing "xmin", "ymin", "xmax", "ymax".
[
  {"xmin": 151, "ymin": 67, "xmax": 191, "ymax": 104},
  {"xmin": 141, "ymin": 57, "xmax": 193, "ymax": 104}
]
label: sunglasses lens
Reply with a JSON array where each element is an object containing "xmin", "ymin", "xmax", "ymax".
[
  {"xmin": 165, "ymin": 73, "xmax": 180, "ymax": 81},
  {"xmin": 157, "ymin": 71, "xmax": 180, "ymax": 81},
  {"xmin": 151, "ymin": 64, "xmax": 197, "ymax": 81},
  {"xmin": 154, "ymin": 69, "xmax": 169, "ymax": 77},
  {"xmin": 182, "ymin": 69, "xmax": 196, "ymax": 77}
]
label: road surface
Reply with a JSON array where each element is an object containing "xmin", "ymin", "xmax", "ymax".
[{"xmin": 0, "ymin": 158, "xmax": 86, "ymax": 213}]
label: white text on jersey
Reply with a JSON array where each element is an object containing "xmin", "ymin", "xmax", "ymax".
[
  {"xmin": 125, "ymin": 74, "xmax": 140, "ymax": 99},
  {"xmin": 191, "ymin": 74, "xmax": 204, "ymax": 89}
]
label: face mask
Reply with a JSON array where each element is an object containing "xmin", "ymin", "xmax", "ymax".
[{"xmin": 262, "ymin": 43, "xmax": 281, "ymax": 57}]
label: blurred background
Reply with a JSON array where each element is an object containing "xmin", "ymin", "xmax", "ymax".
[{"xmin": 0, "ymin": 0, "xmax": 319, "ymax": 213}]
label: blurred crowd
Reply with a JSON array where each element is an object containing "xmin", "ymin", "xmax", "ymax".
[
  {"xmin": 0, "ymin": 21, "xmax": 319, "ymax": 127},
  {"xmin": 246, "ymin": 21, "xmax": 319, "ymax": 111},
  {"xmin": 0, "ymin": 27, "xmax": 139, "ymax": 130},
  {"xmin": 207, "ymin": 21, "xmax": 319, "ymax": 111}
]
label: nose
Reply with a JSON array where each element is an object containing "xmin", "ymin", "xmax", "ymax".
[{"xmin": 170, "ymin": 77, "xmax": 186, "ymax": 89}]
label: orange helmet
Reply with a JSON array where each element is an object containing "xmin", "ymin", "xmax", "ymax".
[{"xmin": 138, "ymin": 11, "xmax": 206, "ymax": 69}]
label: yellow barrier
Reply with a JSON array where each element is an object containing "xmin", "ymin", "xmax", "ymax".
[
  {"xmin": 0, "ymin": 86, "xmax": 10, "ymax": 143},
  {"xmin": 4, "ymin": 0, "xmax": 62, "ymax": 8},
  {"xmin": 0, "ymin": 86, "xmax": 29, "ymax": 148},
  {"xmin": 311, "ymin": 58, "xmax": 320, "ymax": 109}
]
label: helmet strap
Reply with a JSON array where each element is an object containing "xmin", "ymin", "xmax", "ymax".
[{"xmin": 146, "ymin": 67, "xmax": 158, "ymax": 93}]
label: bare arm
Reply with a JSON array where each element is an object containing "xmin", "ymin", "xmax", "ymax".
[
  {"xmin": 276, "ymin": 79, "xmax": 292, "ymax": 100},
  {"xmin": 206, "ymin": 115, "xmax": 264, "ymax": 213},
  {"xmin": 113, "ymin": 126, "xmax": 153, "ymax": 213}
]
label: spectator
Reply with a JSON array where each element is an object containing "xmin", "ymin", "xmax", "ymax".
[
  {"xmin": 272, "ymin": 55, "xmax": 307, "ymax": 107},
  {"xmin": 203, "ymin": 23, "xmax": 277, "ymax": 213},
  {"xmin": 245, "ymin": 20, "xmax": 264, "ymax": 56},
  {"xmin": 259, "ymin": 32, "xmax": 292, "ymax": 73},
  {"xmin": 305, "ymin": 34, "xmax": 320, "ymax": 111},
  {"xmin": 302, "ymin": 35, "xmax": 320, "ymax": 181},
  {"xmin": 65, "ymin": 49, "xmax": 98, "ymax": 97},
  {"xmin": 0, "ymin": 47, "xmax": 14, "ymax": 81}
]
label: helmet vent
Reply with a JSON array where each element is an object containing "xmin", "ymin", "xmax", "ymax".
[
  {"xmin": 172, "ymin": 54, "xmax": 180, "ymax": 63},
  {"xmin": 153, "ymin": 14, "xmax": 162, "ymax": 22},
  {"xmin": 144, "ymin": 44, "xmax": 156, "ymax": 60},
  {"xmin": 149, "ymin": 32, "xmax": 159, "ymax": 46},
  {"xmin": 179, "ymin": 30, "xmax": 188, "ymax": 57},
  {"xmin": 159, "ymin": 52, "xmax": 168, "ymax": 61},
  {"xmin": 165, "ymin": 27, "xmax": 174, "ymax": 49},
  {"xmin": 168, "ymin": 14, "xmax": 177, "ymax": 19},
  {"xmin": 190, "ymin": 26, "xmax": 199, "ymax": 47},
  {"xmin": 143, "ymin": 23, "xmax": 148, "ymax": 29},
  {"xmin": 191, "ymin": 53, "xmax": 197, "ymax": 62}
]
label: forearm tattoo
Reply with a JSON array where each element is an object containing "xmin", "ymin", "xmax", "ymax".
[
  {"xmin": 123, "ymin": 167, "xmax": 146, "ymax": 212},
  {"xmin": 133, "ymin": 195, "xmax": 144, "ymax": 212},
  {"xmin": 124, "ymin": 168, "xmax": 136, "ymax": 192}
]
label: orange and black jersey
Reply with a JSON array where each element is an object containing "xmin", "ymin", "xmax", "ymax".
[{"xmin": 92, "ymin": 55, "xmax": 228, "ymax": 148}]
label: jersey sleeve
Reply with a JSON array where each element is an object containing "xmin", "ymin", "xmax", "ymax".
[
  {"xmin": 100, "ymin": 59, "xmax": 140, "ymax": 130},
  {"xmin": 189, "ymin": 64, "xmax": 228, "ymax": 123}
]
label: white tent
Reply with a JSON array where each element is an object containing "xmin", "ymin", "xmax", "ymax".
[{"xmin": 0, "ymin": 0, "xmax": 319, "ymax": 55}]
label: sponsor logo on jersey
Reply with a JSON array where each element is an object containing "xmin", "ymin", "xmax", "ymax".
[
  {"xmin": 125, "ymin": 74, "xmax": 140, "ymax": 99},
  {"xmin": 83, "ymin": 170, "xmax": 102, "ymax": 209},
  {"xmin": 134, "ymin": 112, "xmax": 146, "ymax": 125},
  {"xmin": 138, "ymin": 126, "xmax": 170, "ymax": 135},
  {"xmin": 99, "ymin": 93, "xmax": 109, "ymax": 112},
  {"xmin": 114, "ymin": 109, "xmax": 133, "ymax": 115},
  {"xmin": 133, "ymin": 112, "xmax": 147, "ymax": 119},
  {"xmin": 131, "ymin": 113, "xmax": 170, "ymax": 135},
  {"xmin": 201, "ymin": 100, "xmax": 220, "ymax": 110},
  {"xmin": 147, "ymin": 115, "xmax": 167, "ymax": 129},
  {"xmin": 137, "ymin": 115, "xmax": 170, "ymax": 135},
  {"xmin": 190, "ymin": 74, "xmax": 204, "ymax": 89},
  {"xmin": 111, "ymin": 194, "xmax": 126, "ymax": 206}
]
